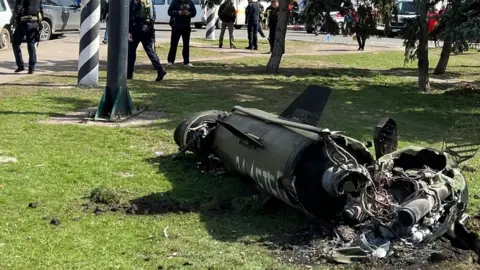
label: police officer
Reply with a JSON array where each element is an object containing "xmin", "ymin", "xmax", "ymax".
[
  {"xmin": 266, "ymin": 0, "xmax": 279, "ymax": 53},
  {"xmin": 245, "ymin": 0, "xmax": 261, "ymax": 50},
  {"xmin": 10, "ymin": 0, "xmax": 43, "ymax": 74},
  {"xmin": 128, "ymin": 0, "xmax": 167, "ymax": 81}
]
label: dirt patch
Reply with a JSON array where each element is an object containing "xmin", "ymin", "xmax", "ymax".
[
  {"xmin": 39, "ymin": 107, "xmax": 168, "ymax": 127},
  {"xmin": 245, "ymin": 223, "xmax": 479, "ymax": 269},
  {"xmin": 444, "ymin": 83, "xmax": 480, "ymax": 96}
]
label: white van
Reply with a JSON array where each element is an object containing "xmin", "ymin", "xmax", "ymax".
[
  {"xmin": 153, "ymin": 0, "xmax": 203, "ymax": 25},
  {"xmin": 194, "ymin": 0, "xmax": 270, "ymax": 30},
  {"xmin": 0, "ymin": 0, "xmax": 12, "ymax": 50}
]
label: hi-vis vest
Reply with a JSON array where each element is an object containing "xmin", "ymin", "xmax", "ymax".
[{"xmin": 139, "ymin": 0, "xmax": 154, "ymax": 20}]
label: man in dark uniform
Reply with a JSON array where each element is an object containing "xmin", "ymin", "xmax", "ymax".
[
  {"xmin": 167, "ymin": 0, "xmax": 196, "ymax": 67},
  {"xmin": 266, "ymin": 0, "xmax": 278, "ymax": 53},
  {"xmin": 128, "ymin": 0, "xmax": 166, "ymax": 81},
  {"xmin": 10, "ymin": 0, "xmax": 43, "ymax": 74},
  {"xmin": 245, "ymin": 0, "xmax": 261, "ymax": 50}
]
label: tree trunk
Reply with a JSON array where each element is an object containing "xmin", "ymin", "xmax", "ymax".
[
  {"xmin": 266, "ymin": 0, "xmax": 289, "ymax": 74},
  {"xmin": 418, "ymin": 3, "xmax": 431, "ymax": 92},
  {"xmin": 433, "ymin": 37, "xmax": 452, "ymax": 75}
]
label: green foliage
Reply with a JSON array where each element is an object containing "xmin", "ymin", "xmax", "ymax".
[
  {"xmin": 402, "ymin": 0, "xmax": 442, "ymax": 64},
  {"xmin": 403, "ymin": 17, "xmax": 420, "ymax": 63},
  {"xmin": 300, "ymin": 0, "xmax": 390, "ymax": 35},
  {"xmin": 438, "ymin": 0, "xmax": 480, "ymax": 54}
]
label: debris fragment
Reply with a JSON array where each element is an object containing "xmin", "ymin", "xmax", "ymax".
[
  {"xmin": 50, "ymin": 218, "xmax": 61, "ymax": 226},
  {"xmin": 172, "ymin": 85, "xmax": 479, "ymax": 265},
  {"xmin": 163, "ymin": 226, "xmax": 169, "ymax": 238},
  {"xmin": 0, "ymin": 156, "xmax": 17, "ymax": 164},
  {"xmin": 94, "ymin": 207, "xmax": 104, "ymax": 215},
  {"xmin": 28, "ymin": 202, "xmax": 38, "ymax": 208}
]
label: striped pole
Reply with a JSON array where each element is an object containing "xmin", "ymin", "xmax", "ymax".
[
  {"xmin": 205, "ymin": 6, "xmax": 216, "ymax": 40},
  {"xmin": 78, "ymin": 0, "xmax": 101, "ymax": 86}
]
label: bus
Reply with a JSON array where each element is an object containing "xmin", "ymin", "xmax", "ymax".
[{"xmin": 153, "ymin": 0, "xmax": 203, "ymax": 25}]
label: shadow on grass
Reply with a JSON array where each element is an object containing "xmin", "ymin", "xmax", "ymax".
[
  {"xmin": 133, "ymin": 154, "xmax": 316, "ymax": 246},
  {"xmin": 0, "ymin": 96, "xmax": 98, "ymax": 117},
  {"xmin": 134, "ymin": 60, "xmax": 479, "ymax": 82}
]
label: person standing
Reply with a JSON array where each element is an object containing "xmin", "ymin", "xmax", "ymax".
[
  {"xmin": 10, "ymin": 0, "xmax": 43, "ymax": 74},
  {"xmin": 354, "ymin": 6, "xmax": 376, "ymax": 51},
  {"xmin": 101, "ymin": 0, "xmax": 109, "ymax": 44},
  {"xmin": 167, "ymin": 0, "xmax": 196, "ymax": 67},
  {"xmin": 245, "ymin": 0, "xmax": 261, "ymax": 50},
  {"xmin": 266, "ymin": 0, "xmax": 278, "ymax": 53},
  {"xmin": 218, "ymin": 0, "xmax": 236, "ymax": 49},
  {"xmin": 127, "ymin": 0, "xmax": 167, "ymax": 81}
]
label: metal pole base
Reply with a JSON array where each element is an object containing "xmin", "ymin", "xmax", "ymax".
[{"xmin": 94, "ymin": 86, "xmax": 134, "ymax": 121}]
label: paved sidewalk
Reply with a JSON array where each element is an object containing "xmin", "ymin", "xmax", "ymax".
[{"xmin": 0, "ymin": 36, "xmax": 109, "ymax": 84}]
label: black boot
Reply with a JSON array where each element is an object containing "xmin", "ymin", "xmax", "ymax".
[
  {"xmin": 14, "ymin": 66, "xmax": 25, "ymax": 73},
  {"xmin": 127, "ymin": 73, "xmax": 133, "ymax": 80},
  {"xmin": 155, "ymin": 69, "xmax": 167, "ymax": 82},
  {"xmin": 28, "ymin": 67, "xmax": 34, "ymax": 74}
]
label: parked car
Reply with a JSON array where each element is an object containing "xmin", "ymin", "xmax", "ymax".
[
  {"xmin": 7, "ymin": 0, "xmax": 81, "ymax": 41},
  {"xmin": 0, "ymin": 0, "xmax": 12, "ymax": 50},
  {"xmin": 40, "ymin": 0, "xmax": 82, "ymax": 41},
  {"xmin": 305, "ymin": 11, "xmax": 343, "ymax": 34}
]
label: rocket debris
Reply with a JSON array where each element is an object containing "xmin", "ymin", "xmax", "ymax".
[{"xmin": 173, "ymin": 85, "xmax": 480, "ymax": 262}]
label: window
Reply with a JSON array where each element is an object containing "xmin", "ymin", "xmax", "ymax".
[
  {"xmin": 0, "ymin": 0, "xmax": 6, "ymax": 12},
  {"xmin": 167, "ymin": 0, "xmax": 199, "ymax": 5},
  {"xmin": 154, "ymin": 0, "xmax": 165, "ymax": 4},
  {"xmin": 44, "ymin": 0, "xmax": 59, "ymax": 5},
  {"xmin": 58, "ymin": 0, "xmax": 75, "ymax": 6},
  {"xmin": 396, "ymin": 1, "xmax": 416, "ymax": 15}
]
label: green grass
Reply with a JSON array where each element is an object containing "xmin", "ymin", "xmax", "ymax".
[
  {"xmin": 0, "ymin": 45, "xmax": 479, "ymax": 269},
  {"xmin": 296, "ymin": 49, "xmax": 480, "ymax": 81}
]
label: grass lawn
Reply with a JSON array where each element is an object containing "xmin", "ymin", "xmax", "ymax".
[
  {"xmin": 298, "ymin": 49, "xmax": 480, "ymax": 81},
  {"xmin": 0, "ymin": 44, "xmax": 479, "ymax": 269}
]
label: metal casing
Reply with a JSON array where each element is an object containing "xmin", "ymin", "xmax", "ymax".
[{"xmin": 213, "ymin": 109, "xmax": 316, "ymax": 206}]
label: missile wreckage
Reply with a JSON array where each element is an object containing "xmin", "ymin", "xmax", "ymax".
[{"xmin": 173, "ymin": 85, "xmax": 480, "ymax": 262}]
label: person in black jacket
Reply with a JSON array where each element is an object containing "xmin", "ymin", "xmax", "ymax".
[
  {"xmin": 167, "ymin": 0, "xmax": 197, "ymax": 67},
  {"xmin": 218, "ymin": 0, "xmax": 236, "ymax": 49},
  {"xmin": 266, "ymin": 0, "xmax": 278, "ymax": 53},
  {"xmin": 127, "ymin": 0, "xmax": 166, "ymax": 81},
  {"xmin": 10, "ymin": 0, "xmax": 43, "ymax": 74},
  {"xmin": 245, "ymin": 0, "xmax": 261, "ymax": 50}
]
